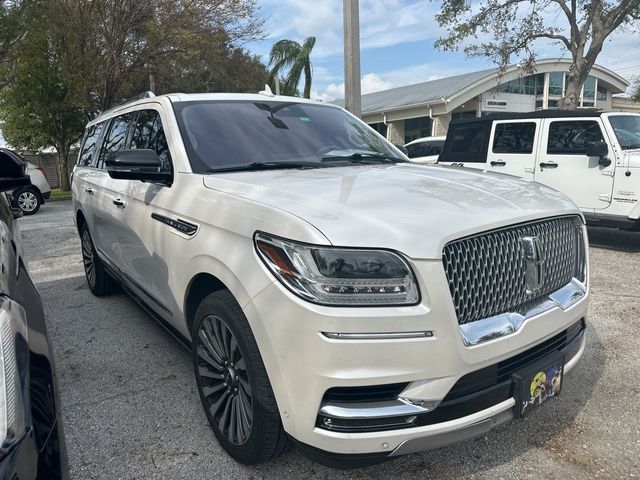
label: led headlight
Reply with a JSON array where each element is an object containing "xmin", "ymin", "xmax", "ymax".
[
  {"xmin": 0, "ymin": 297, "xmax": 28, "ymax": 455},
  {"xmin": 254, "ymin": 232, "xmax": 419, "ymax": 306}
]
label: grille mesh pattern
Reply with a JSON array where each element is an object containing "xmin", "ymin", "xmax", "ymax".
[{"xmin": 443, "ymin": 216, "xmax": 585, "ymax": 325}]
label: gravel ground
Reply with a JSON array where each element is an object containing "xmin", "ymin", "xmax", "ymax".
[{"xmin": 19, "ymin": 201, "xmax": 640, "ymax": 479}]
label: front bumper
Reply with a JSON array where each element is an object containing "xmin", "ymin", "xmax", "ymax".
[{"xmin": 242, "ymin": 256, "xmax": 589, "ymax": 457}]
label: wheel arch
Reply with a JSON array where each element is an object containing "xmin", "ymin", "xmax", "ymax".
[
  {"xmin": 75, "ymin": 209, "xmax": 86, "ymax": 232},
  {"xmin": 184, "ymin": 273, "xmax": 230, "ymax": 338}
]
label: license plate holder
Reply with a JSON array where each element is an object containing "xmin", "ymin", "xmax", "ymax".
[{"xmin": 512, "ymin": 352, "xmax": 565, "ymax": 418}]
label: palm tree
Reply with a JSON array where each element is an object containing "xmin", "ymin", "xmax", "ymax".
[{"xmin": 268, "ymin": 36, "xmax": 316, "ymax": 98}]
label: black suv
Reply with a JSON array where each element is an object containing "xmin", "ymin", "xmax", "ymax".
[{"xmin": 0, "ymin": 153, "xmax": 67, "ymax": 479}]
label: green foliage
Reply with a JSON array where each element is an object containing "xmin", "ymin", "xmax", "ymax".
[
  {"xmin": 633, "ymin": 78, "xmax": 640, "ymax": 102},
  {"xmin": 268, "ymin": 37, "xmax": 316, "ymax": 98},
  {"xmin": 435, "ymin": 0, "xmax": 640, "ymax": 109}
]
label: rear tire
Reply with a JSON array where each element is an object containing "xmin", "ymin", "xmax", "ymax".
[
  {"xmin": 192, "ymin": 290, "xmax": 287, "ymax": 464},
  {"xmin": 79, "ymin": 223, "xmax": 118, "ymax": 296},
  {"xmin": 15, "ymin": 187, "xmax": 41, "ymax": 215}
]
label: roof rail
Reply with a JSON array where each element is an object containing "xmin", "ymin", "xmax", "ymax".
[{"xmin": 99, "ymin": 91, "xmax": 156, "ymax": 118}]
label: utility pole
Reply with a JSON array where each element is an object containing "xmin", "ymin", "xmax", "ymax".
[{"xmin": 343, "ymin": 0, "xmax": 361, "ymax": 117}]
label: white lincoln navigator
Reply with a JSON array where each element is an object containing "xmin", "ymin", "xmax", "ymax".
[{"xmin": 71, "ymin": 92, "xmax": 589, "ymax": 467}]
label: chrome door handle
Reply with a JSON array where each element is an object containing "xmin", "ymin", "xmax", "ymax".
[
  {"xmin": 85, "ymin": 187, "xmax": 95, "ymax": 195},
  {"xmin": 112, "ymin": 198, "xmax": 127, "ymax": 209},
  {"xmin": 490, "ymin": 160, "xmax": 506, "ymax": 167},
  {"xmin": 540, "ymin": 161, "xmax": 558, "ymax": 170}
]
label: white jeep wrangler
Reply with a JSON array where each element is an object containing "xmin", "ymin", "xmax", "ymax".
[{"xmin": 438, "ymin": 110, "xmax": 640, "ymax": 230}]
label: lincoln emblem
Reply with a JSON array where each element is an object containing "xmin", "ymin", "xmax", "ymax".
[{"xmin": 521, "ymin": 236, "xmax": 545, "ymax": 294}]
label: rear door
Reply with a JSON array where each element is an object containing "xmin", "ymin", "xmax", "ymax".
[
  {"xmin": 485, "ymin": 120, "xmax": 539, "ymax": 180},
  {"xmin": 536, "ymin": 118, "xmax": 614, "ymax": 210}
]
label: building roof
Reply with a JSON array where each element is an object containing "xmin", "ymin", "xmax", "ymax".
[
  {"xmin": 335, "ymin": 68, "xmax": 496, "ymax": 115},
  {"xmin": 335, "ymin": 59, "xmax": 630, "ymax": 118}
]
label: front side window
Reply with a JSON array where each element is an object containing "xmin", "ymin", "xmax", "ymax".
[
  {"xmin": 547, "ymin": 121, "xmax": 604, "ymax": 155},
  {"xmin": 173, "ymin": 101, "xmax": 404, "ymax": 173},
  {"xmin": 77, "ymin": 123, "xmax": 105, "ymax": 167},
  {"xmin": 130, "ymin": 110, "xmax": 172, "ymax": 172},
  {"xmin": 96, "ymin": 113, "xmax": 135, "ymax": 169},
  {"xmin": 492, "ymin": 122, "xmax": 536, "ymax": 154},
  {"xmin": 609, "ymin": 115, "xmax": 640, "ymax": 150}
]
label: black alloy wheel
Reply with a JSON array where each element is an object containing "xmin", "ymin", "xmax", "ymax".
[
  {"xmin": 192, "ymin": 290, "xmax": 287, "ymax": 464},
  {"xmin": 196, "ymin": 314, "xmax": 253, "ymax": 445}
]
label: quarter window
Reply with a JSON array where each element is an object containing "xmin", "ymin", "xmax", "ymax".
[
  {"xmin": 446, "ymin": 124, "xmax": 488, "ymax": 163},
  {"xmin": 492, "ymin": 123, "xmax": 536, "ymax": 154},
  {"xmin": 130, "ymin": 110, "xmax": 172, "ymax": 172},
  {"xmin": 547, "ymin": 121, "xmax": 604, "ymax": 155},
  {"xmin": 77, "ymin": 123, "xmax": 105, "ymax": 167},
  {"xmin": 96, "ymin": 113, "xmax": 135, "ymax": 169}
]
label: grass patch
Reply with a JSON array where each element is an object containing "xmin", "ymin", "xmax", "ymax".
[{"xmin": 50, "ymin": 189, "xmax": 72, "ymax": 200}]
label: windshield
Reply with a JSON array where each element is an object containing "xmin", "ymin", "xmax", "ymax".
[
  {"xmin": 173, "ymin": 100, "xmax": 405, "ymax": 173},
  {"xmin": 609, "ymin": 115, "xmax": 640, "ymax": 150}
]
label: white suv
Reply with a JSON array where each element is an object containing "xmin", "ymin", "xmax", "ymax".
[{"xmin": 72, "ymin": 92, "xmax": 589, "ymax": 466}]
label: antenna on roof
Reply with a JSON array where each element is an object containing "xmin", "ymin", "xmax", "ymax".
[{"xmin": 259, "ymin": 84, "xmax": 275, "ymax": 97}]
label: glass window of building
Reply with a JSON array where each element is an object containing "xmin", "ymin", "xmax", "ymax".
[
  {"xmin": 369, "ymin": 122, "xmax": 388, "ymax": 138},
  {"xmin": 582, "ymin": 76, "xmax": 596, "ymax": 107},
  {"xmin": 452, "ymin": 111, "xmax": 477, "ymax": 121},
  {"xmin": 548, "ymin": 72, "xmax": 564, "ymax": 96},
  {"xmin": 597, "ymin": 84, "xmax": 607, "ymax": 101},
  {"xmin": 404, "ymin": 117, "xmax": 430, "ymax": 143}
]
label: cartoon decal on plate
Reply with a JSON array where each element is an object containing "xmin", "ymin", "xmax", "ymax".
[{"xmin": 521, "ymin": 366, "xmax": 563, "ymax": 416}]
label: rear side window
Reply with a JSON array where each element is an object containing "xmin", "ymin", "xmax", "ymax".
[
  {"xmin": 77, "ymin": 123, "xmax": 105, "ymax": 167},
  {"xmin": 547, "ymin": 121, "xmax": 604, "ymax": 155},
  {"xmin": 130, "ymin": 110, "xmax": 172, "ymax": 172},
  {"xmin": 96, "ymin": 113, "xmax": 135, "ymax": 169},
  {"xmin": 439, "ymin": 122, "xmax": 490, "ymax": 163},
  {"xmin": 406, "ymin": 143, "xmax": 428, "ymax": 159},
  {"xmin": 492, "ymin": 123, "xmax": 536, "ymax": 154}
]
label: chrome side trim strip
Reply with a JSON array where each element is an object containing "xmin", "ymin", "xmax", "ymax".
[
  {"xmin": 321, "ymin": 331, "xmax": 433, "ymax": 340},
  {"xmin": 319, "ymin": 398, "xmax": 430, "ymax": 420},
  {"xmin": 460, "ymin": 278, "xmax": 586, "ymax": 347}
]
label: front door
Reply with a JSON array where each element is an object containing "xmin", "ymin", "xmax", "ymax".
[{"xmin": 536, "ymin": 119, "xmax": 615, "ymax": 210}]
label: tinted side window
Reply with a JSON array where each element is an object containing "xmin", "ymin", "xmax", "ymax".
[
  {"xmin": 425, "ymin": 141, "xmax": 444, "ymax": 156},
  {"xmin": 77, "ymin": 123, "xmax": 105, "ymax": 167},
  {"xmin": 445, "ymin": 124, "xmax": 488, "ymax": 163},
  {"xmin": 130, "ymin": 110, "xmax": 172, "ymax": 172},
  {"xmin": 96, "ymin": 113, "xmax": 135, "ymax": 169},
  {"xmin": 547, "ymin": 121, "xmax": 604, "ymax": 155},
  {"xmin": 406, "ymin": 143, "xmax": 428, "ymax": 159},
  {"xmin": 492, "ymin": 123, "xmax": 536, "ymax": 154}
]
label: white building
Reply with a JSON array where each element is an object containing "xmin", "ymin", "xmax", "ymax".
[{"xmin": 337, "ymin": 59, "xmax": 639, "ymax": 145}]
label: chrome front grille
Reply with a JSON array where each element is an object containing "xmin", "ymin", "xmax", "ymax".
[{"xmin": 443, "ymin": 216, "xmax": 586, "ymax": 326}]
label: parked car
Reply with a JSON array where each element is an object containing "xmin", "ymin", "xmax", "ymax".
[
  {"xmin": 72, "ymin": 92, "xmax": 589, "ymax": 467},
  {"xmin": 404, "ymin": 135, "xmax": 445, "ymax": 164},
  {"xmin": 0, "ymin": 150, "xmax": 52, "ymax": 215},
  {"xmin": 0, "ymin": 156, "xmax": 67, "ymax": 478},
  {"xmin": 437, "ymin": 110, "xmax": 640, "ymax": 230}
]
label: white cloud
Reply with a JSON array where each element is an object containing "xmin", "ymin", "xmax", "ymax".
[{"xmin": 313, "ymin": 73, "xmax": 394, "ymax": 102}]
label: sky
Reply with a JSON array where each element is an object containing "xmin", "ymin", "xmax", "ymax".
[{"xmin": 247, "ymin": 0, "xmax": 640, "ymax": 102}]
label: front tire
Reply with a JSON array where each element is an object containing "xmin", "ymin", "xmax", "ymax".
[
  {"xmin": 79, "ymin": 223, "xmax": 118, "ymax": 296},
  {"xmin": 192, "ymin": 290, "xmax": 287, "ymax": 464},
  {"xmin": 15, "ymin": 187, "xmax": 41, "ymax": 215}
]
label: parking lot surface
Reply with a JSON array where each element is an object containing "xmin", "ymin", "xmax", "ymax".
[{"xmin": 20, "ymin": 201, "xmax": 640, "ymax": 479}]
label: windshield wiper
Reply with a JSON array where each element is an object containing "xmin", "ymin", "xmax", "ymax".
[
  {"xmin": 321, "ymin": 152, "xmax": 407, "ymax": 164},
  {"xmin": 205, "ymin": 161, "xmax": 320, "ymax": 173}
]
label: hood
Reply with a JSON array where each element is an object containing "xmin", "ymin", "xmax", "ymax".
[{"xmin": 202, "ymin": 164, "xmax": 581, "ymax": 259}]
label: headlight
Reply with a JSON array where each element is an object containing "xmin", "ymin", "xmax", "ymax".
[
  {"xmin": 254, "ymin": 232, "xmax": 419, "ymax": 306},
  {"xmin": 0, "ymin": 297, "xmax": 29, "ymax": 456}
]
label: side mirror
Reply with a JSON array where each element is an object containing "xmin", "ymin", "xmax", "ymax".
[
  {"xmin": 106, "ymin": 149, "xmax": 171, "ymax": 184},
  {"xmin": 585, "ymin": 141, "xmax": 608, "ymax": 158},
  {"xmin": 0, "ymin": 151, "xmax": 31, "ymax": 192}
]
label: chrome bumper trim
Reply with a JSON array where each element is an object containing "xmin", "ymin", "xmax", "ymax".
[
  {"xmin": 319, "ymin": 398, "xmax": 431, "ymax": 420},
  {"xmin": 321, "ymin": 331, "xmax": 433, "ymax": 340},
  {"xmin": 460, "ymin": 278, "xmax": 586, "ymax": 347}
]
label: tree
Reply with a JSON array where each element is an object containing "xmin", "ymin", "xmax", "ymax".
[
  {"xmin": 0, "ymin": 0, "xmax": 29, "ymax": 89},
  {"xmin": 0, "ymin": 5, "xmax": 86, "ymax": 191},
  {"xmin": 268, "ymin": 37, "xmax": 316, "ymax": 98},
  {"xmin": 435, "ymin": 0, "xmax": 640, "ymax": 109},
  {"xmin": 633, "ymin": 78, "xmax": 640, "ymax": 101}
]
